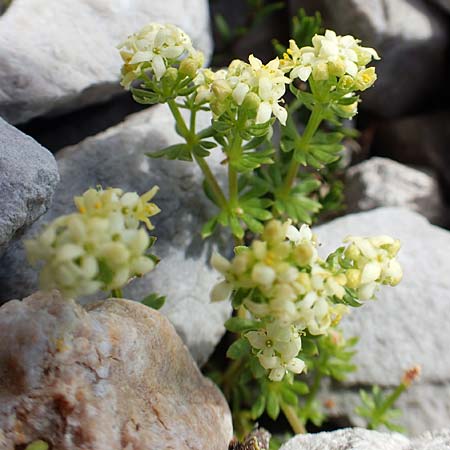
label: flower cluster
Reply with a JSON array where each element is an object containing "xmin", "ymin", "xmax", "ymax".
[
  {"xmin": 343, "ymin": 235, "xmax": 402, "ymax": 300},
  {"xmin": 195, "ymin": 55, "xmax": 291, "ymax": 125},
  {"xmin": 25, "ymin": 187, "xmax": 160, "ymax": 299},
  {"xmin": 211, "ymin": 220, "xmax": 402, "ymax": 381},
  {"xmin": 283, "ymin": 30, "xmax": 379, "ymax": 89},
  {"xmin": 118, "ymin": 23, "xmax": 204, "ymax": 88}
]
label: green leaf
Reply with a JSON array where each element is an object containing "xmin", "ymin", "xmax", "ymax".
[
  {"xmin": 251, "ymin": 394, "xmax": 267, "ymax": 419},
  {"xmin": 201, "ymin": 216, "xmax": 218, "ymax": 239},
  {"xmin": 146, "ymin": 143, "xmax": 191, "ymax": 161},
  {"xmin": 281, "ymin": 388, "xmax": 298, "ymax": 406},
  {"xmin": 98, "ymin": 260, "xmax": 114, "ymax": 285},
  {"xmin": 225, "ymin": 317, "xmax": 260, "ymax": 333},
  {"xmin": 141, "ymin": 293, "xmax": 166, "ymax": 310},
  {"xmin": 229, "ymin": 215, "xmax": 245, "ymax": 239},
  {"xmin": 290, "ymin": 381, "xmax": 309, "ymax": 395},
  {"xmin": 212, "ymin": 119, "xmax": 233, "ymax": 134},
  {"xmin": 266, "ymin": 389, "xmax": 280, "ymax": 420},
  {"xmin": 231, "ymin": 288, "xmax": 251, "ymax": 309},
  {"xmin": 241, "ymin": 213, "xmax": 264, "ymax": 234},
  {"xmin": 25, "ymin": 441, "xmax": 49, "ymax": 450},
  {"xmin": 226, "ymin": 337, "xmax": 251, "ymax": 360},
  {"xmin": 199, "ymin": 140, "xmax": 217, "ymax": 149}
]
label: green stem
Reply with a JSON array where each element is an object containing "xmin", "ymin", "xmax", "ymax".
[
  {"xmin": 167, "ymin": 99, "xmax": 190, "ymax": 139},
  {"xmin": 227, "ymin": 133, "xmax": 243, "ymax": 208},
  {"xmin": 167, "ymin": 99, "xmax": 228, "ymax": 210},
  {"xmin": 281, "ymin": 402, "xmax": 306, "ymax": 434},
  {"xmin": 280, "ymin": 104, "xmax": 324, "ymax": 197},
  {"xmin": 372, "ymin": 383, "xmax": 407, "ymax": 426},
  {"xmin": 111, "ymin": 288, "xmax": 123, "ymax": 298},
  {"xmin": 193, "ymin": 154, "xmax": 228, "ymax": 209}
]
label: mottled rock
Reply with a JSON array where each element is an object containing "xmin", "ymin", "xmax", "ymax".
[
  {"xmin": 0, "ymin": 0, "xmax": 212, "ymax": 124},
  {"xmin": 291, "ymin": 0, "xmax": 448, "ymax": 117},
  {"xmin": 345, "ymin": 157, "xmax": 445, "ymax": 224},
  {"xmin": 0, "ymin": 117, "xmax": 59, "ymax": 253},
  {"xmin": 0, "ymin": 291, "xmax": 233, "ymax": 450},
  {"xmin": 0, "ymin": 104, "xmax": 231, "ymax": 366},
  {"xmin": 313, "ymin": 208, "xmax": 450, "ymax": 433},
  {"xmin": 279, "ymin": 428, "xmax": 450, "ymax": 450}
]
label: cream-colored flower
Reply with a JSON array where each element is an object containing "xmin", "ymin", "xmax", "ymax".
[
  {"xmin": 195, "ymin": 55, "xmax": 290, "ymax": 125},
  {"xmin": 246, "ymin": 321, "xmax": 305, "ymax": 381},
  {"xmin": 118, "ymin": 23, "xmax": 202, "ymax": 88},
  {"xmin": 26, "ymin": 187, "xmax": 160, "ymax": 299},
  {"xmin": 285, "ymin": 29, "xmax": 380, "ymax": 87}
]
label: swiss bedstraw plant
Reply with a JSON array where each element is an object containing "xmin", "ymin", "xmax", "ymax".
[{"xmin": 24, "ymin": 12, "xmax": 413, "ymax": 449}]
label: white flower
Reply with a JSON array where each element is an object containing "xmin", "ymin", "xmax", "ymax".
[
  {"xmin": 246, "ymin": 321, "xmax": 305, "ymax": 381},
  {"xmin": 118, "ymin": 23, "xmax": 201, "ymax": 87},
  {"xmin": 25, "ymin": 187, "xmax": 160, "ymax": 299},
  {"xmin": 286, "ymin": 30, "xmax": 380, "ymax": 85}
]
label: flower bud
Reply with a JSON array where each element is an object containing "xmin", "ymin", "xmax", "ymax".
[
  {"xmin": 211, "ymin": 79, "xmax": 232, "ymax": 102},
  {"xmin": 354, "ymin": 67, "xmax": 377, "ymax": 91},
  {"xmin": 338, "ymin": 75, "xmax": 355, "ymax": 91},
  {"xmin": 179, "ymin": 51, "xmax": 204, "ymax": 78}
]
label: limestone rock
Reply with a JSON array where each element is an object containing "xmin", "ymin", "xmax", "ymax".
[
  {"xmin": 313, "ymin": 208, "xmax": 450, "ymax": 433},
  {"xmin": 279, "ymin": 428, "xmax": 450, "ymax": 450},
  {"xmin": 0, "ymin": 291, "xmax": 233, "ymax": 450},
  {"xmin": 0, "ymin": 104, "xmax": 231, "ymax": 366},
  {"xmin": 0, "ymin": 117, "xmax": 59, "ymax": 253},
  {"xmin": 345, "ymin": 157, "xmax": 445, "ymax": 225},
  {"xmin": 0, "ymin": 0, "xmax": 212, "ymax": 124},
  {"xmin": 291, "ymin": 0, "xmax": 448, "ymax": 117}
]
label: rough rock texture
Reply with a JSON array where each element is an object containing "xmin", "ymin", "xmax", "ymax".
[
  {"xmin": 0, "ymin": 104, "xmax": 231, "ymax": 366},
  {"xmin": 0, "ymin": 291, "xmax": 233, "ymax": 450},
  {"xmin": 279, "ymin": 428, "xmax": 450, "ymax": 450},
  {"xmin": 345, "ymin": 157, "xmax": 445, "ymax": 224},
  {"xmin": 0, "ymin": 0, "xmax": 212, "ymax": 124},
  {"xmin": 374, "ymin": 112, "xmax": 450, "ymax": 203},
  {"xmin": 0, "ymin": 117, "xmax": 59, "ymax": 253},
  {"xmin": 313, "ymin": 208, "xmax": 450, "ymax": 434},
  {"xmin": 291, "ymin": 0, "xmax": 448, "ymax": 117}
]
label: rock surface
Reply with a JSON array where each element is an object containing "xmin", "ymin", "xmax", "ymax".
[
  {"xmin": 0, "ymin": 291, "xmax": 233, "ymax": 450},
  {"xmin": 279, "ymin": 428, "xmax": 450, "ymax": 450},
  {"xmin": 374, "ymin": 112, "xmax": 450, "ymax": 202},
  {"xmin": 313, "ymin": 208, "xmax": 450, "ymax": 433},
  {"xmin": 430, "ymin": 0, "xmax": 450, "ymax": 14},
  {"xmin": 0, "ymin": 0, "xmax": 212, "ymax": 124},
  {"xmin": 345, "ymin": 157, "xmax": 445, "ymax": 225},
  {"xmin": 291, "ymin": 0, "xmax": 448, "ymax": 117},
  {"xmin": 0, "ymin": 117, "xmax": 59, "ymax": 253},
  {"xmin": 0, "ymin": 104, "xmax": 231, "ymax": 366}
]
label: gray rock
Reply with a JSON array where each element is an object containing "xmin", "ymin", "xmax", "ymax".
[
  {"xmin": 374, "ymin": 112, "xmax": 450, "ymax": 203},
  {"xmin": 279, "ymin": 428, "xmax": 450, "ymax": 450},
  {"xmin": 0, "ymin": 0, "xmax": 212, "ymax": 124},
  {"xmin": 0, "ymin": 104, "xmax": 231, "ymax": 366},
  {"xmin": 0, "ymin": 291, "xmax": 233, "ymax": 449},
  {"xmin": 313, "ymin": 208, "xmax": 450, "ymax": 433},
  {"xmin": 291, "ymin": 0, "xmax": 448, "ymax": 117},
  {"xmin": 0, "ymin": 117, "xmax": 59, "ymax": 253},
  {"xmin": 345, "ymin": 157, "xmax": 445, "ymax": 225},
  {"xmin": 430, "ymin": 0, "xmax": 450, "ymax": 14}
]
